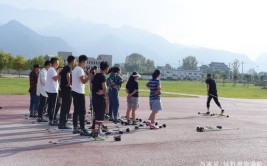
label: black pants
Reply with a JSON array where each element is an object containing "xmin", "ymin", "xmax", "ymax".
[
  {"xmin": 47, "ymin": 92, "xmax": 58, "ymax": 121},
  {"xmin": 207, "ymin": 93, "xmax": 221, "ymax": 108},
  {"xmin": 38, "ymin": 94, "xmax": 47, "ymax": 119},
  {"xmin": 92, "ymin": 96, "xmax": 106, "ymax": 129},
  {"xmin": 59, "ymin": 89, "xmax": 72, "ymax": 125},
  {"xmin": 72, "ymin": 91, "xmax": 86, "ymax": 130}
]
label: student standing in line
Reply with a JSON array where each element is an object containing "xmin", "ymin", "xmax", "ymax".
[
  {"xmin": 126, "ymin": 72, "xmax": 141, "ymax": 125},
  {"xmin": 46, "ymin": 57, "xmax": 61, "ymax": 126},
  {"xmin": 72, "ymin": 55, "xmax": 91, "ymax": 136},
  {"xmin": 29, "ymin": 64, "xmax": 40, "ymax": 118},
  {"xmin": 36, "ymin": 60, "xmax": 50, "ymax": 122},
  {"xmin": 146, "ymin": 70, "xmax": 163, "ymax": 129},
  {"xmin": 59, "ymin": 55, "xmax": 76, "ymax": 129}
]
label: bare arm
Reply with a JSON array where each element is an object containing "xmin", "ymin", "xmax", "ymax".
[
  {"xmin": 80, "ymin": 74, "xmax": 90, "ymax": 84},
  {"xmin": 66, "ymin": 73, "xmax": 71, "ymax": 87}
]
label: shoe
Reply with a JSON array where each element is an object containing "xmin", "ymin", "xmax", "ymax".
[
  {"xmin": 109, "ymin": 118, "xmax": 114, "ymax": 121},
  {"xmin": 37, "ymin": 118, "xmax": 48, "ymax": 122},
  {"xmin": 220, "ymin": 110, "xmax": 224, "ymax": 115},
  {"xmin": 33, "ymin": 113, "xmax": 38, "ymax": 118},
  {"xmin": 132, "ymin": 121, "xmax": 137, "ymax": 125},
  {"xmin": 105, "ymin": 113, "xmax": 110, "ymax": 119},
  {"xmin": 150, "ymin": 124, "xmax": 159, "ymax": 129},
  {"xmin": 58, "ymin": 124, "xmax": 72, "ymax": 129},
  {"xmin": 205, "ymin": 111, "xmax": 210, "ymax": 115},
  {"xmin": 92, "ymin": 134, "xmax": 104, "ymax": 141},
  {"xmin": 51, "ymin": 120, "xmax": 59, "ymax": 126},
  {"xmin": 145, "ymin": 121, "xmax": 151, "ymax": 126},
  {"xmin": 29, "ymin": 113, "xmax": 33, "ymax": 118},
  {"xmin": 73, "ymin": 128, "xmax": 80, "ymax": 134},
  {"xmin": 80, "ymin": 129, "xmax": 91, "ymax": 137},
  {"xmin": 113, "ymin": 118, "xmax": 120, "ymax": 123}
]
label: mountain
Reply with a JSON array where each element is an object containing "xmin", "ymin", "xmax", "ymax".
[
  {"xmin": 0, "ymin": 20, "xmax": 75, "ymax": 59},
  {"xmin": 0, "ymin": 4, "xmax": 260, "ymax": 71}
]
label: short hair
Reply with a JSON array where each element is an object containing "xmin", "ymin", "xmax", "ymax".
[
  {"xmin": 79, "ymin": 55, "xmax": 88, "ymax": 63},
  {"xmin": 67, "ymin": 55, "xmax": 75, "ymax": 64},
  {"xmin": 44, "ymin": 60, "xmax": 50, "ymax": 67},
  {"xmin": 33, "ymin": 64, "xmax": 40, "ymax": 69},
  {"xmin": 207, "ymin": 73, "xmax": 212, "ymax": 77},
  {"xmin": 100, "ymin": 61, "xmax": 109, "ymax": 71},
  {"xmin": 112, "ymin": 66, "xmax": 120, "ymax": 73},
  {"xmin": 50, "ymin": 57, "xmax": 58, "ymax": 65}
]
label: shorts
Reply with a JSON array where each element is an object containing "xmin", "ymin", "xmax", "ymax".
[
  {"xmin": 127, "ymin": 96, "xmax": 139, "ymax": 108},
  {"xmin": 92, "ymin": 96, "xmax": 106, "ymax": 123},
  {"xmin": 149, "ymin": 99, "xmax": 163, "ymax": 111}
]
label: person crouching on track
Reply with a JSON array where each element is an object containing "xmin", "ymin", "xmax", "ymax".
[
  {"xmin": 126, "ymin": 72, "xmax": 141, "ymax": 125},
  {"xmin": 91, "ymin": 61, "xmax": 109, "ymax": 139},
  {"xmin": 71, "ymin": 55, "xmax": 91, "ymax": 136},
  {"xmin": 146, "ymin": 70, "xmax": 162, "ymax": 129},
  {"xmin": 205, "ymin": 73, "xmax": 224, "ymax": 115}
]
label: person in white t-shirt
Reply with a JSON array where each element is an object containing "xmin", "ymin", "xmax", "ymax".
[
  {"xmin": 45, "ymin": 57, "xmax": 62, "ymax": 126},
  {"xmin": 36, "ymin": 60, "xmax": 50, "ymax": 122},
  {"xmin": 72, "ymin": 55, "xmax": 91, "ymax": 136}
]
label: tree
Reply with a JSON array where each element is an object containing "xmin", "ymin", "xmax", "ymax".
[
  {"xmin": 0, "ymin": 51, "xmax": 7, "ymax": 74},
  {"xmin": 182, "ymin": 56, "xmax": 198, "ymax": 70},
  {"xmin": 27, "ymin": 55, "xmax": 45, "ymax": 70},
  {"xmin": 232, "ymin": 59, "xmax": 240, "ymax": 87},
  {"xmin": 124, "ymin": 53, "xmax": 155, "ymax": 74},
  {"xmin": 12, "ymin": 56, "xmax": 28, "ymax": 77}
]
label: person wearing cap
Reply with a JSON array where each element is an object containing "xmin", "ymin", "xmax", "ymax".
[
  {"xmin": 36, "ymin": 60, "xmax": 50, "ymax": 122},
  {"xmin": 28, "ymin": 64, "xmax": 40, "ymax": 118},
  {"xmin": 126, "ymin": 72, "xmax": 141, "ymax": 124}
]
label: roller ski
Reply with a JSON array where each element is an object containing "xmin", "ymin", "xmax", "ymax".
[
  {"xmin": 135, "ymin": 121, "xmax": 166, "ymax": 130},
  {"xmin": 210, "ymin": 110, "xmax": 229, "ymax": 118},
  {"xmin": 102, "ymin": 128, "xmax": 130, "ymax": 135},
  {"xmin": 198, "ymin": 112, "xmax": 211, "ymax": 116},
  {"xmin": 196, "ymin": 126, "xmax": 239, "ymax": 132}
]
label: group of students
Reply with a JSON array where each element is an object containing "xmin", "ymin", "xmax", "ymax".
[{"xmin": 28, "ymin": 54, "xmax": 164, "ymax": 139}]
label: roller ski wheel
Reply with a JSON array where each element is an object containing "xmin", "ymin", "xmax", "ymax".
[{"xmin": 114, "ymin": 135, "xmax": 121, "ymax": 141}]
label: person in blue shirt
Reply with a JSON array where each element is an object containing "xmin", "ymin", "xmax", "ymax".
[{"xmin": 146, "ymin": 69, "xmax": 162, "ymax": 129}]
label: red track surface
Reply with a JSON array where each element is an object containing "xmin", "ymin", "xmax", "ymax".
[{"xmin": 0, "ymin": 95, "xmax": 267, "ymax": 166}]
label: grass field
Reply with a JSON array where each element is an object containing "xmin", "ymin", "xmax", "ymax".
[{"xmin": 0, "ymin": 77, "xmax": 266, "ymax": 99}]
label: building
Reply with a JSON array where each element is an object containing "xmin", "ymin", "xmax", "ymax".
[
  {"xmin": 58, "ymin": 51, "xmax": 73, "ymax": 65},
  {"xmin": 160, "ymin": 68, "xmax": 201, "ymax": 80},
  {"xmin": 86, "ymin": 54, "xmax": 112, "ymax": 69},
  {"xmin": 208, "ymin": 62, "xmax": 230, "ymax": 73}
]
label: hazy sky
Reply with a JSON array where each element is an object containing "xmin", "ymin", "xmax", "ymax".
[{"xmin": 1, "ymin": 0, "xmax": 267, "ymax": 60}]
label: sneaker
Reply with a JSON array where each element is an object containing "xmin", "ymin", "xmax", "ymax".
[
  {"xmin": 37, "ymin": 118, "xmax": 48, "ymax": 122},
  {"xmin": 48, "ymin": 121, "xmax": 53, "ymax": 126},
  {"xmin": 29, "ymin": 113, "xmax": 33, "ymax": 118},
  {"xmin": 51, "ymin": 120, "xmax": 59, "ymax": 126},
  {"xmin": 58, "ymin": 124, "xmax": 72, "ymax": 129},
  {"xmin": 73, "ymin": 128, "xmax": 80, "ymax": 134},
  {"xmin": 33, "ymin": 113, "xmax": 38, "ymax": 118},
  {"xmin": 93, "ymin": 134, "xmax": 104, "ymax": 141},
  {"xmin": 80, "ymin": 129, "xmax": 91, "ymax": 137},
  {"xmin": 220, "ymin": 110, "xmax": 224, "ymax": 115},
  {"xmin": 145, "ymin": 121, "xmax": 151, "ymax": 126},
  {"xmin": 105, "ymin": 113, "xmax": 110, "ymax": 119},
  {"xmin": 109, "ymin": 118, "xmax": 114, "ymax": 122},
  {"xmin": 150, "ymin": 124, "xmax": 159, "ymax": 129},
  {"xmin": 205, "ymin": 111, "xmax": 210, "ymax": 115}
]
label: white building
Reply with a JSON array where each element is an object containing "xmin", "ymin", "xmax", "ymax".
[
  {"xmin": 160, "ymin": 68, "xmax": 201, "ymax": 80},
  {"xmin": 86, "ymin": 54, "xmax": 112, "ymax": 69}
]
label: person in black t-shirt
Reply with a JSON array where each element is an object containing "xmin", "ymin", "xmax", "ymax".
[
  {"xmin": 58, "ymin": 55, "xmax": 76, "ymax": 129},
  {"xmin": 126, "ymin": 72, "xmax": 141, "ymax": 124},
  {"xmin": 91, "ymin": 61, "xmax": 109, "ymax": 139},
  {"xmin": 205, "ymin": 73, "xmax": 224, "ymax": 115}
]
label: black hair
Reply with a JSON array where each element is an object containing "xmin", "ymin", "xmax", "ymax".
[
  {"xmin": 126, "ymin": 75, "xmax": 135, "ymax": 88},
  {"xmin": 33, "ymin": 64, "xmax": 40, "ymax": 69},
  {"xmin": 50, "ymin": 57, "xmax": 58, "ymax": 65},
  {"xmin": 89, "ymin": 66, "xmax": 97, "ymax": 75},
  {"xmin": 152, "ymin": 69, "xmax": 160, "ymax": 80},
  {"xmin": 79, "ymin": 55, "xmax": 88, "ymax": 63},
  {"xmin": 67, "ymin": 55, "xmax": 75, "ymax": 64},
  {"xmin": 207, "ymin": 73, "xmax": 212, "ymax": 77},
  {"xmin": 112, "ymin": 66, "xmax": 120, "ymax": 73},
  {"xmin": 100, "ymin": 61, "xmax": 109, "ymax": 71},
  {"xmin": 107, "ymin": 67, "xmax": 113, "ymax": 74},
  {"xmin": 44, "ymin": 60, "xmax": 50, "ymax": 67}
]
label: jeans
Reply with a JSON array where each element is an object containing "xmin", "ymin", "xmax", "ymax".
[
  {"xmin": 38, "ymin": 94, "xmax": 47, "ymax": 118},
  {"xmin": 59, "ymin": 89, "xmax": 72, "ymax": 125},
  {"xmin": 108, "ymin": 89, "xmax": 119, "ymax": 118},
  {"xmin": 30, "ymin": 94, "xmax": 39, "ymax": 113},
  {"xmin": 72, "ymin": 91, "xmax": 86, "ymax": 130}
]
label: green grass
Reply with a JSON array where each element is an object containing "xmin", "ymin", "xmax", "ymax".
[{"xmin": 0, "ymin": 77, "xmax": 266, "ymax": 99}]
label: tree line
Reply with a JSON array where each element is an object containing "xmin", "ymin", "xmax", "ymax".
[{"xmin": 0, "ymin": 51, "xmax": 64, "ymax": 77}]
